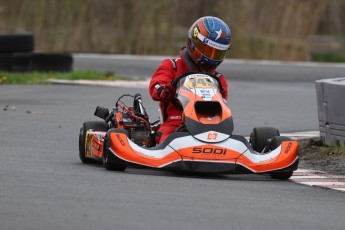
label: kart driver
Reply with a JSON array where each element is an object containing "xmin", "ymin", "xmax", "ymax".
[{"xmin": 149, "ymin": 16, "xmax": 232, "ymax": 144}]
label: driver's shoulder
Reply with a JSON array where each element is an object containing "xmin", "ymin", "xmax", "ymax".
[{"xmin": 160, "ymin": 58, "xmax": 181, "ymax": 71}]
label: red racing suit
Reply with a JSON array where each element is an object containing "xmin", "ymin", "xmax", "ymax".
[{"xmin": 149, "ymin": 48, "xmax": 229, "ymax": 144}]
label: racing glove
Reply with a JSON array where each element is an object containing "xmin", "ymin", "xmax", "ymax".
[{"xmin": 158, "ymin": 84, "xmax": 176, "ymax": 102}]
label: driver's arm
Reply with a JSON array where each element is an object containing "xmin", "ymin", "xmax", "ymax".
[{"xmin": 149, "ymin": 59, "xmax": 175, "ymax": 101}]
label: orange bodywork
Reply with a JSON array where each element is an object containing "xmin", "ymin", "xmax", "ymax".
[
  {"xmin": 108, "ymin": 132, "xmax": 182, "ymax": 167},
  {"xmin": 236, "ymin": 141, "xmax": 299, "ymax": 173},
  {"xmin": 106, "ymin": 131, "xmax": 299, "ymax": 173},
  {"xmin": 178, "ymin": 85, "xmax": 232, "ymax": 125}
]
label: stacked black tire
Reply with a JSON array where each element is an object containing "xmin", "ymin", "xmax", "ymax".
[{"xmin": 0, "ymin": 33, "xmax": 73, "ymax": 72}]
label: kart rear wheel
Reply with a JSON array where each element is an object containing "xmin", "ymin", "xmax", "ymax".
[
  {"xmin": 269, "ymin": 136, "xmax": 294, "ymax": 180},
  {"xmin": 250, "ymin": 127, "xmax": 280, "ymax": 153},
  {"xmin": 79, "ymin": 121, "xmax": 109, "ymax": 164},
  {"xmin": 103, "ymin": 135, "xmax": 127, "ymax": 171}
]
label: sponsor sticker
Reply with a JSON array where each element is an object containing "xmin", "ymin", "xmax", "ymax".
[
  {"xmin": 116, "ymin": 134, "xmax": 126, "ymax": 146},
  {"xmin": 207, "ymin": 132, "xmax": 218, "ymax": 140},
  {"xmin": 200, "ymin": 89, "xmax": 211, "ymax": 94},
  {"xmin": 285, "ymin": 142, "xmax": 293, "ymax": 154},
  {"xmin": 194, "ymin": 27, "xmax": 199, "ymax": 38},
  {"xmin": 85, "ymin": 132, "xmax": 92, "ymax": 157},
  {"xmin": 154, "ymin": 84, "xmax": 161, "ymax": 90},
  {"xmin": 201, "ymin": 94, "xmax": 211, "ymax": 98},
  {"xmin": 197, "ymin": 33, "xmax": 230, "ymax": 50},
  {"xmin": 186, "ymin": 77, "xmax": 213, "ymax": 89},
  {"xmin": 92, "ymin": 141, "xmax": 101, "ymax": 152},
  {"xmin": 169, "ymin": 115, "xmax": 181, "ymax": 120},
  {"xmin": 93, "ymin": 133, "xmax": 104, "ymax": 142},
  {"xmin": 192, "ymin": 147, "xmax": 227, "ymax": 155}
]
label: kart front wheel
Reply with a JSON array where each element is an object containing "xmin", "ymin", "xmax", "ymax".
[
  {"xmin": 250, "ymin": 127, "xmax": 280, "ymax": 153},
  {"xmin": 103, "ymin": 137, "xmax": 127, "ymax": 171},
  {"xmin": 79, "ymin": 121, "xmax": 109, "ymax": 164},
  {"xmin": 269, "ymin": 136, "xmax": 294, "ymax": 180}
]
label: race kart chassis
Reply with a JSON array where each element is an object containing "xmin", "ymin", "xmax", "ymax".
[{"xmin": 79, "ymin": 73, "xmax": 299, "ymax": 180}]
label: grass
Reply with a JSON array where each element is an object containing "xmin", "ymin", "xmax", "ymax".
[
  {"xmin": 326, "ymin": 140, "xmax": 345, "ymax": 155},
  {"xmin": 0, "ymin": 70, "xmax": 124, "ymax": 84},
  {"xmin": 303, "ymin": 138, "xmax": 345, "ymax": 155},
  {"xmin": 321, "ymin": 145, "xmax": 345, "ymax": 155},
  {"xmin": 311, "ymin": 53, "xmax": 345, "ymax": 63}
]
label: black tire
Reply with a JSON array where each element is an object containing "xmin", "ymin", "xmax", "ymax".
[
  {"xmin": 250, "ymin": 127, "xmax": 280, "ymax": 153},
  {"xmin": 0, "ymin": 33, "xmax": 34, "ymax": 53},
  {"xmin": 11, "ymin": 52, "xmax": 32, "ymax": 72},
  {"xmin": 269, "ymin": 136, "xmax": 294, "ymax": 180},
  {"xmin": 79, "ymin": 121, "xmax": 109, "ymax": 164},
  {"xmin": 270, "ymin": 171, "xmax": 293, "ymax": 180},
  {"xmin": 29, "ymin": 53, "xmax": 73, "ymax": 72},
  {"xmin": 0, "ymin": 53, "xmax": 12, "ymax": 71},
  {"xmin": 103, "ymin": 130, "xmax": 127, "ymax": 171}
]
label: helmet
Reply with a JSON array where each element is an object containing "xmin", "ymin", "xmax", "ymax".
[{"xmin": 187, "ymin": 16, "xmax": 231, "ymax": 71}]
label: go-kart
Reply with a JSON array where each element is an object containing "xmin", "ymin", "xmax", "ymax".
[{"xmin": 79, "ymin": 72, "xmax": 298, "ymax": 180}]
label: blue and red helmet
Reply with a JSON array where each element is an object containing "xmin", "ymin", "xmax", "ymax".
[{"xmin": 187, "ymin": 16, "xmax": 232, "ymax": 71}]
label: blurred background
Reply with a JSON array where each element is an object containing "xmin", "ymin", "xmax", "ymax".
[{"xmin": 0, "ymin": 0, "xmax": 344, "ymax": 62}]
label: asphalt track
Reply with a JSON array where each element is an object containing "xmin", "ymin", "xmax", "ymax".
[{"xmin": 1, "ymin": 83, "xmax": 345, "ymax": 230}]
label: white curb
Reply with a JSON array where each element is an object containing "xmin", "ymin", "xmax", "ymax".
[
  {"xmin": 47, "ymin": 79, "xmax": 150, "ymax": 88},
  {"xmin": 291, "ymin": 169, "xmax": 345, "ymax": 192}
]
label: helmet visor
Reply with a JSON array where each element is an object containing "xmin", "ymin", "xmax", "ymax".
[{"xmin": 193, "ymin": 34, "xmax": 229, "ymax": 61}]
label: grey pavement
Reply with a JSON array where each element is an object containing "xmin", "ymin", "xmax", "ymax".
[{"xmin": 73, "ymin": 53, "xmax": 345, "ymax": 81}]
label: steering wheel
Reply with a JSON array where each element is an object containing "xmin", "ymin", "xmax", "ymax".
[{"xmin": 171, "ymin": 72, "xmax": 223, "ymax": 91}]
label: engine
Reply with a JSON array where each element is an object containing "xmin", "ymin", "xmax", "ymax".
[{"xmin": 120, "ymin": 111, "xmax": 152, "ymax": 147}]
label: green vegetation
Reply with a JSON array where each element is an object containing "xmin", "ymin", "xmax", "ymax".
[
  {"xmin": 0, "ymin": 70, "xmax": 121, "ymax": 84},
  {"xmin": 311, "ymin": 53, "xmax": 345, "ymax": 63},
  {"xmin": 322, "ymin": 145, "xmax": 345, "ymax": 155},
  {"xmin": 232, "ymin": 37, "xmax": 307, "ymax": 61},
  {"xmin": 327, "ymin": 140, "xmax": 345, "ymax": 154},
  {"xmin": 303, "ymin": 138, "xmax": 345, "ymax": 156}
]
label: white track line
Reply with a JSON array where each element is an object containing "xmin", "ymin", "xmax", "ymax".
[{"xmin": 48, "ymin": 79, "xmax": 150, "ymax": 88}]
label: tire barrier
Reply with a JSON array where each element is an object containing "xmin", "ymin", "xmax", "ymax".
[
  {"xmin": 315, "ymin": 78, "xmax": 345, "ymax": 146},
  {"xmin": 11, "ymin": 52, "xmax": 31, "ymax": 72},
  {"xmin": 0, "ymin": 34, "xmax": 34, "ymax": 71},
  {"xmin": 29, "ymin": 53, "xmax": 73, "ymax": 72},
  {"xmin": 0, "ymin": 33, "xmax": 73, "ymax": 72},
  {"xmin": 0, "ymin": 53, "xmax": 12, "ymax": 71},
  {"xmin": 0, "ymin": 33, "xmax": 34, "ymax": 53}
]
